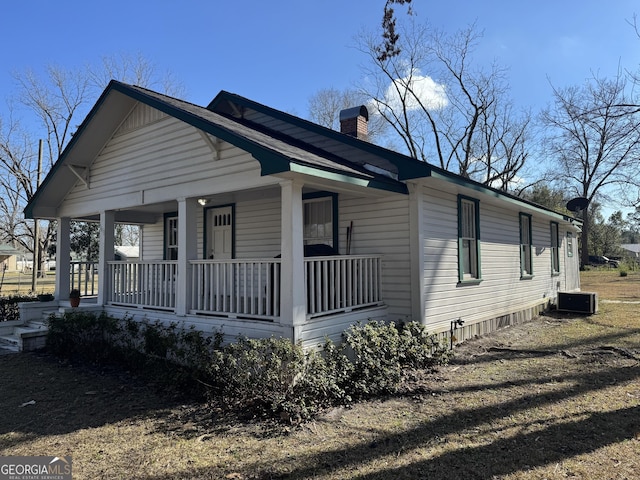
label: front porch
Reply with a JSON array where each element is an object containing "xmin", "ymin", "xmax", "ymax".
[{"xmin": 31, "ymin": 176, "xmax": 397, "ymax": 345}]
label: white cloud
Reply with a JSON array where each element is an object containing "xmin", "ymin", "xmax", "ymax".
[{"xmin": 374, "ymin": 69, "xmax": 449, "ymax": 113}]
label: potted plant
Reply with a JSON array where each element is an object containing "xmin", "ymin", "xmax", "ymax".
[
  {"xmin": 69, "ymin": 289, "xmax": 81, "ymax": 308},
  {"xmin": 37, "ymin": 293, "xmax": 54, "ymax": 302}
]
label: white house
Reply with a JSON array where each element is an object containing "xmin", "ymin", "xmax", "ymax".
[{"xmin": 22, "ymin": 81, "xmax": 582, "ymax": 347}]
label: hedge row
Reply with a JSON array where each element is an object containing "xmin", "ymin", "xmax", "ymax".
[{"xmin": 46, "ymin": 312, "xmax": 451, "ymax": 422}]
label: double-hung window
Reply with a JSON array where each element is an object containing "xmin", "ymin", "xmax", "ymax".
[
  {"xmin": 458, "ymin": 196, "xmax": 481, "ymax": 282},
  {"xmin": 550, "ymin": 222, "xmax": 560, "ymax": 274},
  {"xmin": 520, "ymin": 213, "xmax": 533, "ymax": 277},
  {"xmin": 303, "ymin": 193, "xmax": 337, "ymax": 248}
]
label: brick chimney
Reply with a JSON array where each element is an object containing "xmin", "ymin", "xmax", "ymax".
[{"xmin": 339, "ymin": 105, "xmax": 369, "ymax": 141}]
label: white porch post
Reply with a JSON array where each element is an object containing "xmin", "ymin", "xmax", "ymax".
[
  {"xmin": 408, "ymin": 183, "xmax": 426, "ymax": 324},
  {"xmin": 54, "ymin": 217, "xmax": 71, "ymax": 301},
  {"xmin": 98, "ymin": 211, "xmax": 115, "ymax": 305},
  {"xmin": 280, "ymin": 179, "xmax": 306, "ymax": 342},
  {"xmin": 176, "ymin": 197, "xmax": 198, "ymax": 316}
]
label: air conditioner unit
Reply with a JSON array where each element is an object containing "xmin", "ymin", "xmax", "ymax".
[{"xmin": 557, "ymin": 292, "xmax": 598, "ymax": 314}]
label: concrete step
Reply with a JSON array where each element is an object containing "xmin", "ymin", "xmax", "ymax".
[
  {"xmin": 14, "ymin": 326, "xmax": 45, "ymax": 336},
  {"xmin": 0, "ymin": 341, "xmax": 20, "ymax": 355},
  {"xmin": 27, "ymin": 320, "xmax": 48, "ymax": 330},
  {"xmin": 0, "ymin": 334, "xmax": 20, "ymax": 347},
  {"xmin": 0, "ymin": 324, "xmax": 49, "ymax": 353}
]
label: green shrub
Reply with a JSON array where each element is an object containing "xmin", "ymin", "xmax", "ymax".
[
  {"xmin": 341, "ymin": 320, "xmax": 449, "ymax": 399},
  {"xmin": 342, "ymin": 320, "xmax": 404, "ymax": 397},
  {"xmin": 397, "ymin": 321, "xmax": 451, "ymax": 370},
  {"xmin": 215, "ymin": 337, "xmax": 306, "ymax": 417},
  {"xmin": 46, "ymin": 311, "xmax": 120, "ymax": 362},
  {"xmin": 45, "ymin": 313, "xmax": 449, "ymax": 423}
]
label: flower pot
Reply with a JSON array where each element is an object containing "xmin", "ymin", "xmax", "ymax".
[{"xmin": 70, "ymin": 297, "xmax": 80, "ymax": 308}]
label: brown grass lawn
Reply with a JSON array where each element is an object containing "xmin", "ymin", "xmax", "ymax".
[
  {"xmin": 1, "ymin": 271, "xmax": 639, "ymax": 479},
  {"xmin": 0, "ymin": 271, "xmax": 56, "ymax": 296}
]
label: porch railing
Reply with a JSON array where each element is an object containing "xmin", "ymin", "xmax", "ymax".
[
  {"xmin": 105, "ymin": 255, "xmax": 382, "ymax": 319},
  {"xmin": 70, "ymin": 261, "xmax": 99, "ymax": 297},
  {"xmin": 305, "ymin": 255, "xmax": 382, "ymax": 318},
  {"xmin": 191, "ymin": 259, "xmax": 281, "ymax": 320},
  {"xmin": 108, "ymin": 261, "xmax": 177, "ymax": 310}
]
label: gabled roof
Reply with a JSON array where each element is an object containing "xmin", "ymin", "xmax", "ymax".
[
  {"xmin": 208, "ymin": 91, "xmax": 430, "ymax": 181},
  {"xmin": 25, "ymin": 80, "xmax": 576, "ymax": 224},
  {"xmin": 25, "ymin": 81, "xmax": 407, "ymax": 219}
]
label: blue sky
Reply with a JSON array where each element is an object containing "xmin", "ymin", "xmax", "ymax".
[
  {"xmin": 2, "ymin": 0, "xmax": 638, "ymax": 117},
  {"xmin": 2, "ymin": 0, "xmax": 639, "ymax": 218}
]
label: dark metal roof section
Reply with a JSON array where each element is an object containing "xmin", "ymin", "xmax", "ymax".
[
  {"xmin": 208, "ymin": 91, "xmax": 433, "ymax": 181},
  {"xmin": 339, "ymin": 105, "xmax": 369, "ymax": 122}
]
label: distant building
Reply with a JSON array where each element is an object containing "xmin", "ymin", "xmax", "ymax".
[
  {"xmin": 621, "ymin": 244, "xmax": 640, "ymax": 259},
  {"xmin": 0, "ymin": 244, "xmax": 23, "ymax": 272}
]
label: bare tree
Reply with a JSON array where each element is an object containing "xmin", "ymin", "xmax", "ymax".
[
  {"xmin": 541, "ymin": 73, "xmax": 640, "ymax": 266},
  {"xmin": 0, "ymin": 110, "xmax": 50, "ymax": 257},
  {"xmin": 0, "ymin": 56, "xmax": 183, "ymax": 286},
  {"xmin": 87, "ymin": 52, "xmax": 185, "ymax": 97},
  {"xmin": 14, "ymin": 66, "xmax": 90, "ymax": 167},
  {"xmin": 308, "ymin": 88, "xmax": 359, "ymax": 129},
  {"xmin": 307, "ymin": 87, "xmax": 388, "ymax": 142},
  {"xmin": 358, "ymin": 21, "xmax": 532, "ymax": 189}
]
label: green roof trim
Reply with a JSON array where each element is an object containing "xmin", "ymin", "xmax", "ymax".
[
  {"xmin": 427, "ymin": 169, "xmax": 579, "ymax": 223},
  {"xmin": 25, "ymin": 81, "xmax": 406, "ymax": 219},
  {"xmin": 102, "ymin": 84, "xmax": 409, "ymax": 195},
  {"xmin": 288, "ymin": 164, "xmax": 408, "ymax": 193}
]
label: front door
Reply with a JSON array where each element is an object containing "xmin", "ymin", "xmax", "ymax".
[{"xmin": 206, "ymin": 206, "xmax": 233, "ymax": 259}]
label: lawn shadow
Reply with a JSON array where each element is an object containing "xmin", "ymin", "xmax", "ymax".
[
  {"xmin": 451, "ymin": 315, "xmax": 640, "ymax": 367},
  {"xmin": 0, "ymin": 352, "xmax": 196, "ymax": 450},
  {"xmin": 129, "ymin": 358, "xmax": 640, "ymax": 480}
]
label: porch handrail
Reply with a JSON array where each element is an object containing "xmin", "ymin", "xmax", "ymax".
[
  {"xmin": 190, "ymin": 259, "xmax": 281, "ymax": 320},
  {"xmin": 70, "ymin": 261, "xmax": 99, "ymax": 297},
  {"xmin": 305, "ymin": 255, "xmax": 382, "ymax": 318},
  {"xmin": 105, "ymin": 255, "xmax": 382, "ymax": 319},
  {"xmin": 108, "ymin": 260, "xmax": 177, "ymax": 310}
]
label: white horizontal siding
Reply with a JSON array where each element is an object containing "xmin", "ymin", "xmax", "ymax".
[
  {"xmin": 339, "ymin": 193, "xmax": 411, "ymax": 319},
  {"xmin": 142, "ymin": 223, "xmax": 164, "ymax": 260},
  {"xmin": 104, "ymin": 306, "xmax": 289, "ymax": 344},
  {"xmin": 300, "ymin": 306, "xmax": 388, "ymax": 349},
  {"xmin": 420, "ymin": 182, "xmax": 578, "ymax": 334},
  {"xmin": 234, "ymin": 193, "xmax": 282, "ymax": 258},
  {"xmin": 63, "ymin": 112, "xmax": 264, "ymax": 215}
]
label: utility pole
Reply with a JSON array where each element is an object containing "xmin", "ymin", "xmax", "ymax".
[{"xmin": 31, "ymin": 140, "xmax": 43, "ymax": 292}]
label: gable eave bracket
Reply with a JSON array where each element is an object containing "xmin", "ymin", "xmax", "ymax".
[
  {"xmin": 198, "ymin": 131, "xmax": 221, "ymax": 160},
  {"xmin": 68, "ymin": 164, "xmax": 90, "ymax": 188}
]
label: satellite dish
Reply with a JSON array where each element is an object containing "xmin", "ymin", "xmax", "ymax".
[{"xmin": 566, "ymin": 197, "xmax": 590, "ymax": 213}]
